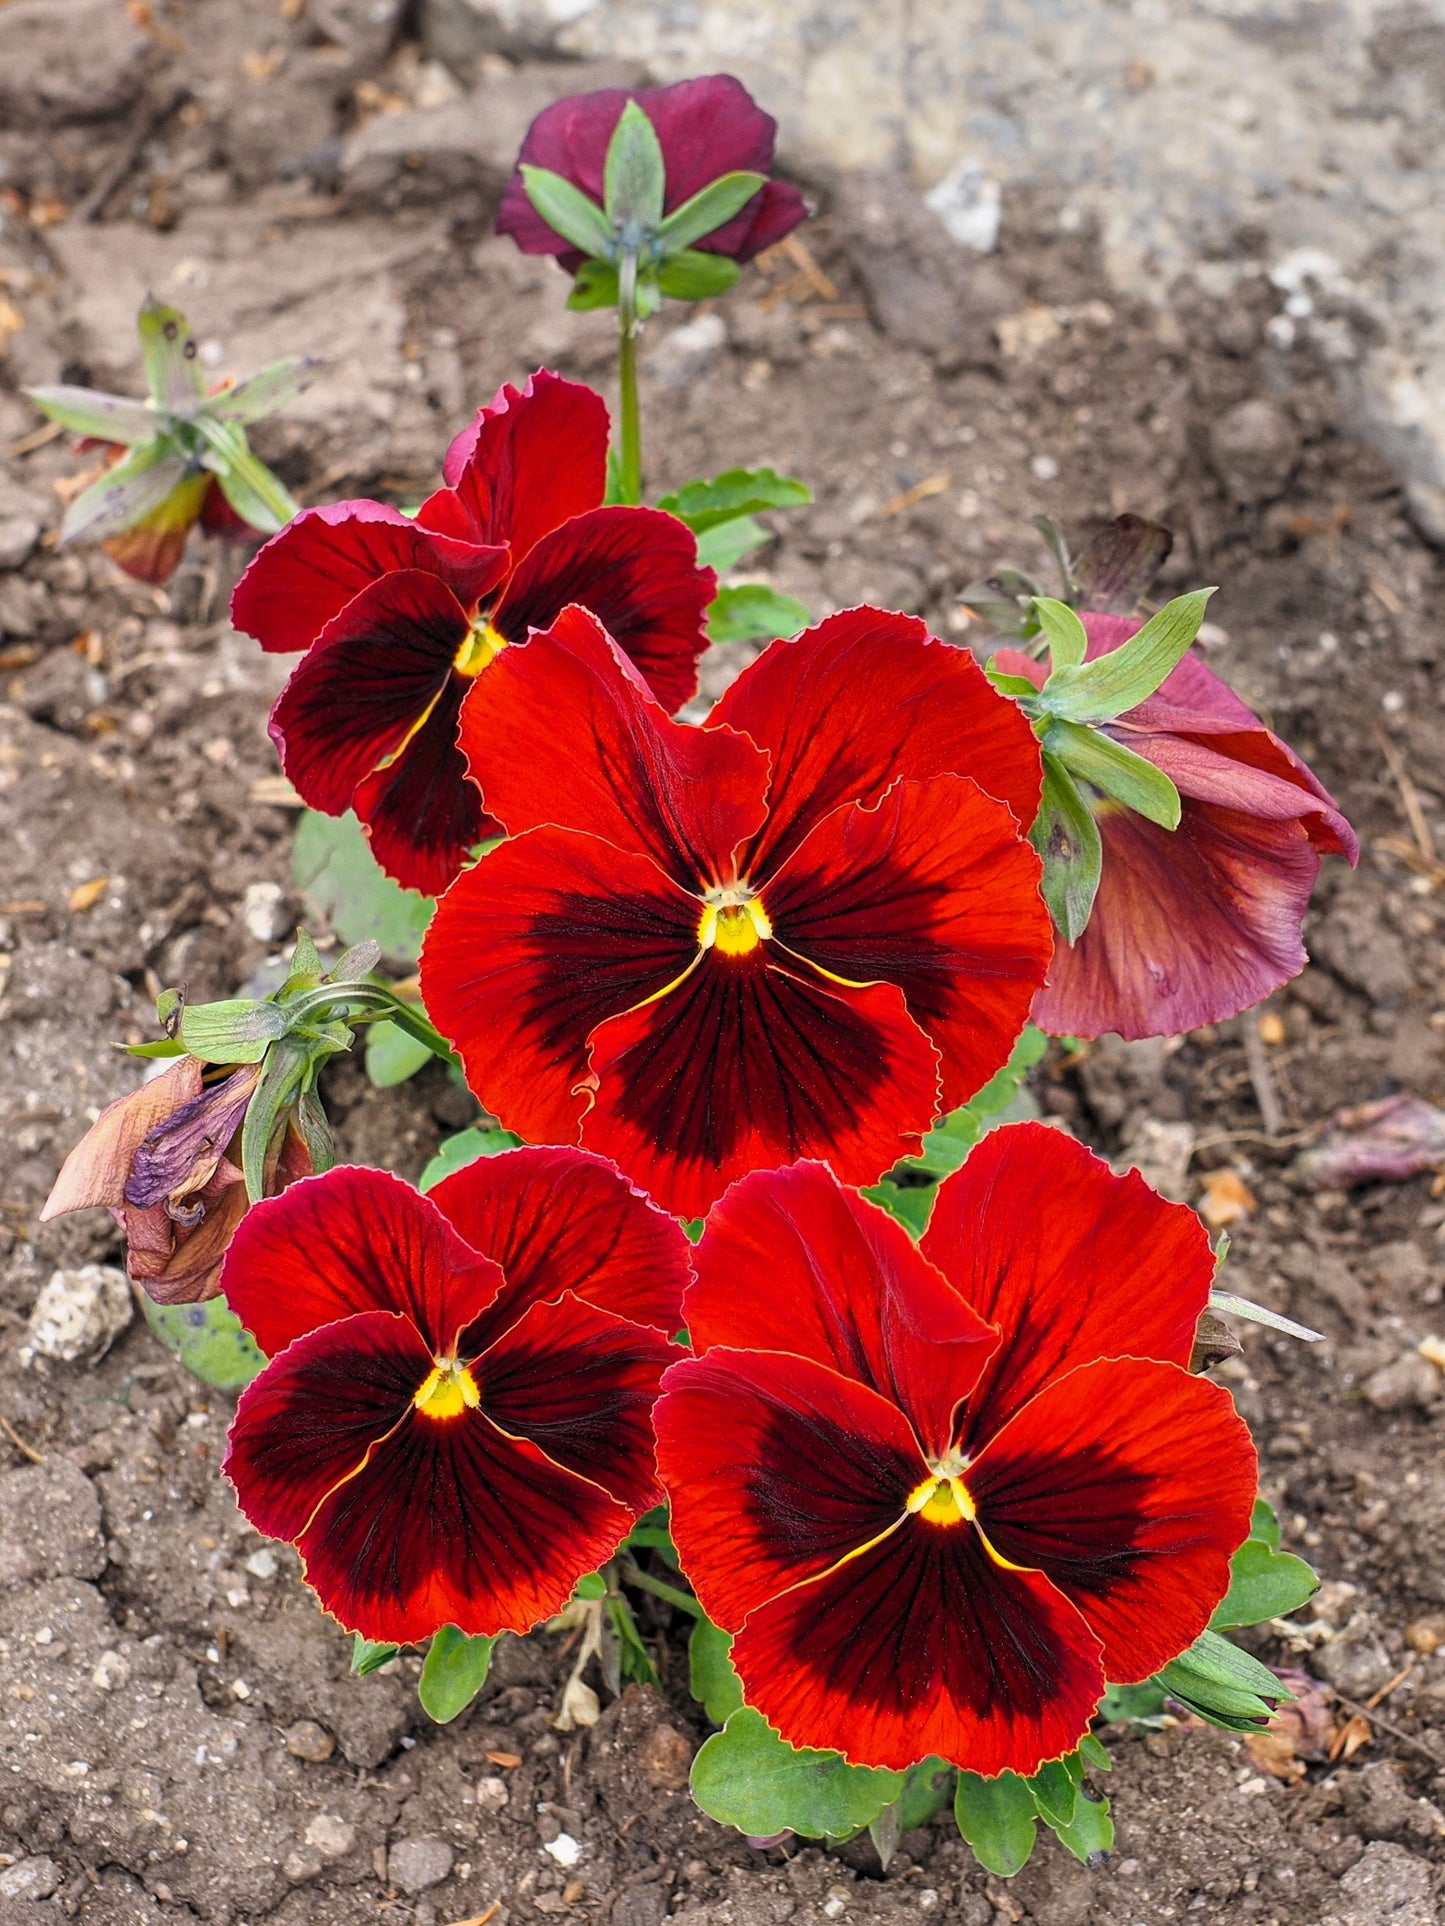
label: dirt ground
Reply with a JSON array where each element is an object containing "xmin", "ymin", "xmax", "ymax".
[{"xmin": 2, "ymin": 7, "xmax": 1445, "ymax": 1924}]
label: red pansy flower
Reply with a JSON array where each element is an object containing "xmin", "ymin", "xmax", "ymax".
[
  {"xmin": 230, "ymin": 369, "xmax": 714, "ymax": 896},
  {"xmin": 998, "ymin": 613, "xmax": 1358, "ymax": 1039},
  {"xmin": 421, "ymin": 603, "xmax": 1051, "ymax": 1219},
  {"xmin": 222, "ymin": 1148, "xmax": 688, "ymax": 1643},
  {"xmin": 496, "ymin": 75, "xmax": 806, "ymax": 271},
  {"xmin": 655, "ymin": 1122, "xmax": 1257, "ymax": 1776}
]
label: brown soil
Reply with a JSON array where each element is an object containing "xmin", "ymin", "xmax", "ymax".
[{"xmin": 2, "ymin": 8, "xmax": 1444, "ymax": 1924}]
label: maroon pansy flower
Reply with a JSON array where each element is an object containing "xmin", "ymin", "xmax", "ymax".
[
  {"xmin": 222, "ymin": 1149, "xmax": 688, "ymax": 1644},
  {"xmin": 655, "ymin": 1124, "xmax": 1257, "ymax": 1776},
  {"xmin": 496, "ymin": 75, "xmax": 806, "ymax": 272},
  {"xmin": 422, "ymin": 602, "xmax": 1051, "ymax": 1219},
  {"xmin": 230, "ymin": 369, "xmax": 714, "ymax": 896},
  {"xmin": 997, "ymin": 614, "xmax": 1358, "ymax": 1039}
]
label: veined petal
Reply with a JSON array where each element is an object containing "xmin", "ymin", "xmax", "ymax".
[
  {"xmin": 267, "ymin": 568, "xmax": 469, "ymax": 816},
  {"xmin": 688, "ymin": 1162, "xmax": 995, "ymax": 1461},
  {"xmin": 710, "ymin": 608, "xmax": 1043, "ymax": 873},
  {"xmin": 495, "ymin": 505, "xmax": 713, "ymax": 715},
  {"xmin": 42, "ymin": 1056, "xmax": 203, "ymax": 1218},
  {"xmin": 219, "ymin": 1165, "xmax": 503, "ymax": 1360},
  {"xmin": 1119, "ymin": 723, "xmax": 1356, "ymax": 858},
  {"xmin": 428, "ymin": 1145, "xmax": 691, "ymax": 1349},
  {"xmin": 456, "ymin": 604, "xmax": 768, "ymax": 887},
  {"xmin": 102, "ymin": 471, "xmax": 211, "ymax": 584},
  {"xmin": 731, "ymin": 1518, "xmax": 1104, "ymax": 1776},
  {"xmin": 920, "ymin": 1122, "xmax": 1214, "ymax": 1446},
  {"xmin": 655, "ymin": 1347, "xmax": 927, "ymax": 1632},
  {"xmin": 223, "ymin": 1307, "xmax": 429, "ymax": 1543},
  {"xmin": 583, "ymin": 947, "xmax": 942, "ymax": 1221},
  {"xmin": 231, "ymin": 499, "xmax": 508, "ymax": 654},
  {"xmin": 429, "ymin": 369, "xmax": 609, "ymax": 557},
  {"xmin": 350, "ymin": 673, "xmax": 493, "ymax": 896},
  {"xmin": 966, "ymin": 1357, "xmax": 1257, "ymax": 1681},
  {"xmin": 765, "ymin": 775, "xmax": 1052, "ymax": 1111},
  {"xmin": 477, "ymin": 1291, "xmax": 674, "ymax": 1509},
  {"xmin": 420, "ymin": 827, "xmax": 701, "ymax": 1149}
]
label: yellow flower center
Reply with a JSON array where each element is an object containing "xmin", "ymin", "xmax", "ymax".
[
  {"xmin": 697, "ymin": 887, "xmax": 772, "ymax": 958},
  {"xmin": 413, "ymin": 1358, "xmax": 480, "ymax": 1422},
  {"xmin": 906, "ymin": 1453, "xmax": 976, "ymax": 1528},
  {"xmin": 453, "ymin": 619, "xmax": 508, "ymax": 678}
]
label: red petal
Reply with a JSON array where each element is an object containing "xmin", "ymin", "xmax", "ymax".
[
  {"xmin": 427, "ymin": 1144, "xmax": 691, "ymax": 1348},
  {"xmin": 765, "ymin": 774, "xmax": 1052, "ymax": 1111},
  {"xmin": 456, "ymin": 603, "xmax": 768, "ymax": 886},
  {"xmin": 920, "ymin": 1122, "xmax": 1214, "ymax": 1446},
  {"xmin": 725, "ymin": 177, "xmax": 809, "ymax": 261},
  {"xmin": 350, "ymin": 673, "xmax": 492, "ymax": 896},
  {"xmin": 495, "ymin": 505, "xmax": 713, "ymax": 714},
  {"xmin": 219, "ymin": 1165, "xmax": 503, "ymax": 1360},
  {"xmin": 710, "ymin": 608, "xmax": 1043, "ymax": 874},
  {"xmin": 688, "ymin": 1162, "xmax": 995, "ymax": 1459},
  {"xmin": 231, "ymin": 500, "xmax": 507, "ymax": 654},
  {"xmin": 583, "ymin": 948, "xmax": 942, "ymax": 1220},
  {"xmin": 731, "ymin": 1518, "xmax": 1104, "ymax": 1776},
  {"xmin": 267, "ymin": 568, "xmax": 468, "ymax": 816},
  {"xmin": 421, "ymin": 827, "xmax": 701, "ymax": 1148},
  {"xmin": 475, "ymin": 1291, "xmax": 673, "ymax": 1508},
  {"xmin": 429, "ymin": 370, "xmax": 608, "ymax": 559},
  {"xmin": 198, "ymin": 482, "xmax": 256, "ymax": 540},
  {"xmin": 968, "ymin": 1356, "xmax": 1256, "ymax": 1681},
  {"xmin": 656, "ymin": 1347, "xmax": 927, "ymax": 1631},
  {"xmin": 223, "ymin": 1307, "xmax": 427, "ymax": 1542},
  {"xmin": 296, "ymin": 1402, "xmax": 633, "ymax": 1641},
  {"xmin": 1031, "ymin": 796, "xmax": 1324, "ymax": 1040}
]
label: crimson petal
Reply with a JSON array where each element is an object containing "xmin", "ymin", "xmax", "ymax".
[
  {"xmin": 351, "ymin": 673, "xmax": 493, "ymax": 896},
  {"xmin": 219, "ymin": 1165, "xmax": 503, "ymax": 1360},
  {"xmin": 920, "ymin": 1122, "xmax": 1214, "ymax": 1447},
  {"xmin": 688, "ymin": 1162, "xmax": 995, "ymax": 1460},
  {"xmin": 765, "ymin": 775, "xmax": 1051, "ymax": 1111},
  {"xmin": 967, "ymin": 1357, "xmax": 1257, "ymax": 1682}
]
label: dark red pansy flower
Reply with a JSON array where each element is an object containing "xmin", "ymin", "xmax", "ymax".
[
  {"xmin": 998, "ymin": 613, "xmax": 1358, "ymax": 1040},
  {"xmin": 230, "ymin": 369, "xmax": 714, "ymax": 896},
  {"xmin": 655, "ymin": 1121, "xmax": 1257, "ymax": 1776},
  {"xmin": 421, "ymin": 602, "xmax": 1051, "ymax": 1219},
  {"xmin": 496, "ymin": 74, "xmax": 806, "ymax": 271},
  {"xmin": 221, "ymin": 1148, "xmax": 688, "ymax": 1643}
]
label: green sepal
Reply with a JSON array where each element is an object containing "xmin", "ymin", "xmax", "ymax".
[
  {"xmin": 209, "ymin": 356, "xmax": 320, "ymax": 425},
  {"xmin": 657, "ymin": 466, "xmax": 813, "ymax": 534},
  {"xmin": 1156, "ymin": 1628, "xmax": 1290, "ymax": 1731},
  {"xmin": 654, "ymin": 171, "xmax": 765, "ymax": 255},
  {"xmin": 1208, "ymin": 1289, "xmax": 1322, "ymax": 1344},
  {"xmin": 239, "ymin": 1038, "xmax": 309, "ymax": 1201},
  {"xmin": 327, "ymin": 938, "xmax": 381, "ymax": 984},
  {"xmin": 689, "ymin": 1615, "xmax": 744, "ymax": 1725},
  {"xmin": 418, "ymin": 1624, "xmax": 496, "ymax": 1723},
  {"xmin": 690, "ymin": 1708, "xmax": 903, "ymax": 1839},
  {"xmin": 567, "ymin": 259, "xmax": 621, "ymax": 310},
  {"xmin": 519, "ymin": 164, "xmax": 615, "ymax": 259},
  {"xmin": 122, "ymin": 1037, "xmax": 188, "ymax": 1059},
  {"xmin": 292, "ymin": 809, "xmax": 434, "ymax": 964},
  {"xmin": 139, "ymin": 1292, "xmax": 266, "ymax": 1392},
  {"xmin": 1032, "ymin": 595, "xmax": 1087, "ymax": 670},
  {"xmin": 604, "ymin": 99, "xmax": 666, "ymax": 232},
  {"xmin": 352, "ymin": 1636, "xmax": 401, "ymax": 1676},
  {"xmin": 656, "ymin": 250, "xmax": 741, "ymax": 301},
  {"xmin": 179, "ymin": 998, "xmax": 288, "ymax": 1065},
  {"xmin": 985, "ymin": 667, "xmax": 1044, "ymax": 700},
  {"xmin": 953, "ymin": 1770, "xmax": 1037, "ymax": 1878},
  {"xmin": 1031, "ymin": 751, "xmax": 1103, "ymax": 945},
  {"xmin": 60, "ymin": 437, "xmax": 189, "ymax": 543},
  {"xmin": 25, "ymin": 383, "xmax": 157, "ymax": 444},
  {"xmin": 1043, "ymin": 717, "xmax": 1181, "ymax": 829},
  {"xmin": 706, "ymin": 583, "xmax": 810, "ymax": 646},
  {"xmin": 293, "ymin": 1085, "xmax": 335, "ymax": 1174},
  {"xmin": 193, "ymin": 415, "xmax": 296, "ymax": 531},
  {"xmin": 419, "ymin": 1125, "xmax": 524, "ymax": 1192},
  {"xmin": 138, "ymin": 296, "xmax": 206, "ymax": 412},
  {"xmin": 1041, "ymin": 589, "xmax": 1213, "ymax": 724}
]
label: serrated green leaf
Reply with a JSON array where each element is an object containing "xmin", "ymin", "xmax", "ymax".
[
  {"xmin": 209, "ymin": 356, "xmax": 320, "ymax": 425},
  {"xmin": 1210, "ymin": 1536, "xmax": 1318, "ymax": 1630},
  {"xmin": 419, "ymin": 1125, "xmax": 523, "ymax": 1192},
  {"xmin": 657, "ymin": 467, "xmax": 813, "ymax": 535},
  {"xmin": 520, "ymin": 164, "xmax": 615, "ymax": 260},
  {"xmin": 292, "ymin": 809, "xmax": 434, "ymax": 965},
  {"xmin": 364, "ymin": 1018, "xmax": 434, "ymax": 1088},
  {"xmin": 1031, "ymin": 751, "xmax": 1103, "ymax": 945},
  {"xmin": 689, "ymin": 1616, "xmax": 744, "ymax": 1726},
  {"xmin": 418, "ymin": 1624, "xmax": 496, "ymax": 1723},
  {"xmin": 138, "ymin": 297, "xmax": 206, "ymax": 412},
  {"xmin": 1032, "ymin": 595, "xmax": 1087, "ymax": 670},
  {"xmin": 1042, "ymin": 589, "xmax": 1214, "ymax": 724},
  {"xmin": 691, "ymin": 1708, "xmax": 903, "ymax": 1839},
  {"xmin": 352, "ymin": 1636, "xmax": 400, "ymax": 1676},
  {"xmin": 139, "ymin": 1292, "xmax": 267, "ymax": 1391},
  {"xmin": 604, "ymin": 99, "xmax": 666, "ymax": 231},
  {"xmin": 953, "ymin": 1770, "xmax": 1037, "ymax": 1878},
  {"xmin": 567, "ymin": 259, "xmax": 621, "ymax": 311},
  {"xmin": 60, "ymin": 438, "xmax": 190, "ymax": 543},
  {"xmin": 1046, "ymin": 1789, "xmax": 1113, "ymax": 1864},
  {"xmin": 26, "ymin": 383, "xmax": 158, "ymax": 444},
  {"xmin": 655, "ymin": 171, "xmax": 765, "ymax": 255},
  {"xmin": 1044, "ymin": 717, "xmax": 1181, "ymax": 829},
  {"xmin": 656, "ymin": 250, "xmax": 741, "ymax": 301},
  {"xmin": 706, "ymin": 584, "xmax": 810, "ymax": 646}
]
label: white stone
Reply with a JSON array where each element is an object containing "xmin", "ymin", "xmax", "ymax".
[
  {"xmin": 26, "ymin": 1264, "xmax": 132, "ymax": 1363},
  {"xmin": 924, "ymin": 160, "xmax": 1001, "ymax": 253},
  {"xmin": 544, "ymin": 1833, "xmax": 582, "ymax": 1868}
]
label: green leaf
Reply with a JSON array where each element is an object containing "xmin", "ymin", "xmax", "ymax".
[
  {"xmin": 953, "ymin": 1770, "xmax": 1037, "ymax": 1878},
  {"xmin": 656, "ymin": 250, "xmax": 741, "ymax": 301},
  {"xmin": 209, "ymin": 356, "xmax": 320, "ymax": 425},
  {"xmin": 292, "ymin": 809, "xmax": 434, "ymax": 964},
  {"xmin": 365, "ymin": 1018, "xmax": 434, "ymax": 1088},
  {"xmin": 689, "ymin": 1616, "xmax": 744, "ymax": 1726},
  {"xmin": 193, "ymin": 415, "xmax": 296, "ymax": 531},
  {"xmin": 1026, "ymin": 1757, "xmax": 1078, "ymax": 1829},
  {"xmin": 418, "ymin": 1624, "xmax": 496, "ymax": 1723},
  {"xmin": 1208, "ymin": 1289, "xmax": 1322, "ymax": 1344},
  {"xmin": 1250, "ymin": 1496, "xmax": 1282, "ymax": 1551},
  {"xmin": 138, "ymin": 297, "xmax": 206, "ymax": 412},
  {"xmin": 606, "ymin": 1594, "xmax": 660, "ymax": 1687},
  {"xmin": 122, "ymin": 1037, "xmax": 188, "ymax": 1059},
  {"xmin": 1031, "ymin": 751, "xmax": 1103, "ymax": 945},
  {"xmin": 139, "ymin": 1292, "xmax": 266, "ymax": 1391},
  {"xmin": 419, "ymin": 1125, "xmax": 523, "ymax": 1192},
  {"xmin": 1157, "ymin": 1629, "xmax": 1290, "ymax": 1731},
  {"xmin": 1099, "ymin": 1680, "xmax": 1167, "ymax": 1725},
  {"xmin": 1032, "ymin": 595, "xmax": 1087, "ymax": 670},
  {"xmin": 895, "ymin": 1759, "xmax": 955, "ymax": 1831},
  {"xmin": 654, "ymin": 171, "xmax": 766, "ymax": 255},
  {"xmin": 1210, "ymin": 1536, "xmax": 1318, "ymax": 1630},
  {"xmin": 352, "ymin": 1636, "xmax": 400, "ymax": 1676},
  {"xmin": 1044, "ymin": 717, "xmax": 1181, "ymax": 829},
  {"xmin": 1042, "ymin": 589, "xmax": 1214, "ymax": 724},
  {"xmin": 696, "ymin": 516, "xmax": 770, "ymax": 572},
  {"xmin": 1078, "ymin": 1734, "xmax": 1113, "ymax": 1771},
  {"xmin": 26, "ymin": 383, "xmax": 158, "ymax": 444},
  {"xmin": 567, "ymin": 259, "xmax": 621, "ymax": 311},
  {"xmin": 604, "ymin": 99, "xmax": 666, "ymax": 231},
  {"xmin": 706, "ymin": 584, "xmax": 811, "ymax": 646},
  {"xmin": 657, "ymin": 467, "xmax": 813, "ymax": 535},
  {"xmin": 690, "ymin": 1708, "xmax": 903, "ymax": 1839},
  {"xmin": 905, "ymin": 1023, "xmax": 1047, "ymax": 1178},
  {"xmin": 519, "ymin": 164, "xmax": 615, "ymax": 260},
  {"xmin": 60, "ymin": 437, "xmax": 190, "ymax": 543},
  {"xmin": 179, "ymin": 997, "xmax": 288, "ymax": 1065},
  {"xmin": 860, "ymin": 1176, "xmax": 936, "ymax": 1237},
  {"xmin": 1047, "ymin": 1789, "xmax": 1113, "ymax": 1864}
]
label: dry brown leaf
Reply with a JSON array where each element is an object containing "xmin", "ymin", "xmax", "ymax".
[
  {"xmin": 68, "ymin": 877, "xmax": 108, "ymax": 913},
  {"xmin": 484, "ymin": 1750, "xmax": 521, "ymax": 1769},
  {"xmin": 880, "ymin": 474, "xmax": 951, "ymax": 518},
  {"xmin": 1243, "ymin": 1728, "xmax": 1306, "ymax": 1782},
  {"xmin": 1328, "ymin": 1714, "xmax": 1372, "ymax": 1762},
  {"xmin": 0, "ymin": 294, "xmax": 24, "ymax": 352},
  {"xmin": 1199, "ymin": 1167, "xmax": 1257, "ymax": 1231}
]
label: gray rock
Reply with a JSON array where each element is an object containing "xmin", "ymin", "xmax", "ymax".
[
  {"xmin": 0, "ymin": 1855, "xmax": 63, "ymax": 1900},
  {"xmin": 1320, "ymin": 1841, "xmax": 1437, "ymax": 1926},
  {"xmin": 388, "ymin": 1837, "xmax": 455, "ymax": 1894},
  {"xmin": 304, "ymin": 1813, "xmax": 357, "ymax": 1859},
  {"xmin": 1311, "ymin": 1616, "xmax": 1395, "ymax": 1699},
  {"xmin": 1209, "ymin": 399, "xmax": 1301, "ymax": 504},
  {"xmin": 1363, "ymin": 1352, "xmax": 1441, "ymax": 1414},
  {"xmin": 25, "ymin": 1264, "xmax": 133, "ymax": 1364}
]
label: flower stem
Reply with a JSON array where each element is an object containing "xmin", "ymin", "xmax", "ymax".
[
  {"xmin": 616, "ymin": 247, "xmax": 643, "ymax": 505},
  {"xmin": 618, "ymin": 1555, "xmax": 703, "ymax": 1618}
]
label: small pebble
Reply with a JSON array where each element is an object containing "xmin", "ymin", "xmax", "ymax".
[
  {"xmin": 245, "ymin": 1548, "xmax": 278, "ymax": 1580},
  {"xmin": 91, "ymin": 1649, "xmax": 131, "ymax": 1692},
  {"xmin": 544, "ymin": 1833, "xmax": 582, "ymax": 1869},
  {"xmin": 285, "ymin": 1719, "xmax": 336, "ymax": 1762},
  {"xmin": 0, "ymin": 1856, "xmax": 62, "ymax": 1900},
  {"xmin": 389, "ymin": 1837, "xmax": 455, "ymax": 1894},
  {"xmin": 283, "ymin": 1851, "xmax": 322, "ymax": 1884},
  {"xmin": 471, "ymin": 1774, "xmax": 509, "ymax": 1813},
  {"xmin": 305, "ymin": 1813, "xmax": 356, "ymax": 1859}
]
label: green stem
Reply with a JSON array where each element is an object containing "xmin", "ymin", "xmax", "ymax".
[
  {"xmin": 286, "ymin": 984, "xmax": 458, "ymax": 1068},
  {"xmin": 618, "ymin": 1556, "xmax": 703, "ymax": 1618},
  {"xmin": 616, "ymin": 247, "xmax": 643, "ymax": 505}
]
